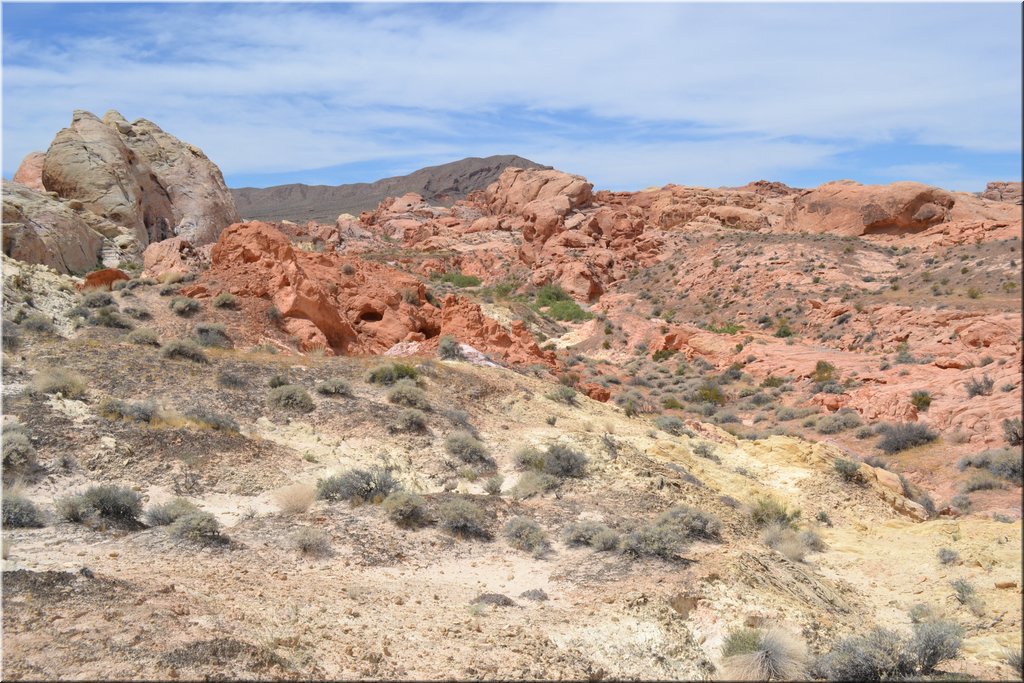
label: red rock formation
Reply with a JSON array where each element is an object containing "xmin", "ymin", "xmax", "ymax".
[
  {"xmin": 78, "ymin": 268, "xmax": 130, "ymax": 291},
  {"xmin": 12, "ymin": 152, "xmax": 46, "ymax": 192},
  {"xmin": 142, "ymin": 236, "xmax": 201, "ymax": 277}
]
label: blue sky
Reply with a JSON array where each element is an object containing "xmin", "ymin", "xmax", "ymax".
[{"xmin": 2, "ymin": 2, "xmax": 1021, "ymax": 191}]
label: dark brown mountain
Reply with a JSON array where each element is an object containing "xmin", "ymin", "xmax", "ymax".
[{"xmin": 230, "ymin": 154, "xmax": 549, "ymax": 222}]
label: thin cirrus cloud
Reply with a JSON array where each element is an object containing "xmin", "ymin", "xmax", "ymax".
[{"xmin": 2, "ymin": 2, "xmax": 1020, "ymax": 191}]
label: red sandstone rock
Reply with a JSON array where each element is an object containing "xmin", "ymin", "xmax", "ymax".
[
  {"xmin": 12, "ymin": 152, "xmax": 46, "ymax": 192},
  {"xmin": 78, "ymin": 267, "xmax": 130, "ymax": 291}
]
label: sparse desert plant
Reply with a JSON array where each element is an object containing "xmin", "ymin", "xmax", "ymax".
[
  {"xmin": 813, "ymin": 627, "xmax": 916, "ymax": 680},
  {"xmin": 390, "ymin": 408, "xmax": 427, "ymax": 433},
  {"xmin": 21, "ymin": 313, "xmax": 55, "ymax": 334},
  {"xmin": 799, "ymin": 528, "xmax": 827, "ymax": 552},
  {"xmin": 446, "ymin": 430, "xmax": 491, "ymax": 465},
  {"xmin": 212, "ymin": 292, "xmax": 238, "ymax": 309},
  {"xmin": 128, "ymin": 327, "xmax": 160, "ymax": 346},
  {"xmin": 388, "ymin": 379, "xmax": 430, "ymax": 410},
  {"xmin": 267, "ymin": 384, "xmax": 314, "ymax": 413},
  {"xmin": 268, "ymin": 374, "xmax": 289, "ymax": 388},
  {"xmin": 146, "ymin": 498, "xmax": 201, "ymax": 526},
  {"xmin": 30, "ymin": 368, "xmax": 87, "ymax": 399},
  {"xmin": 876, "ymin": 422, "xmax": 937, "ymax": 454},
  {"xmin": 1006, "ymin": 648, "xmax": 1023, "ymax": 677},
  {"xmin": 316, "ymin": 378, "xmax": 352, "ymax": 397},
  {"xmin": 748, "ymin": 497, "xmax": 800, "ymax": 529},
  {"xmin": 833, "ymin": 458, "xmax": 863, "ymax": 484},
  {"xmin": 317, "ymin": 467, "xmax": 399, "ymax": 504},
  {"xmin": 540, "ymin": 444, "xmax": 587, "ymax": 478},
  {"xmin": 812, "ymin": 360, "xmax": 836, "ymax": 383},
  {"xmin": 562, "ymin": 520, "xmax": 613, "ymax": 547},
  {"xmin": 654, "ymin": 415, "xmax": 686, "ymax": 435},
  {"xmin": 162, "ymin": 339, "xmax": 208, "ymax": 363},
  {"xmin": 2, "ymin": 422, "xmax": 35, "ymax": 469},
  {"xmin": 169, "ymin": 296, "xmax": 200, "ymax": 317},
  {"xmin": 545, "ymin": 384, "xmax": 578, "ymax": 405},
  {"xmin": 438, "ymin": 335, "xmax": 464, "ymax": 360},
  {"xmin": 514, "ymin": 446, "xmax": 545, "ymax": 471},
  {"xmin": 382, "ymin": 491, "xmax": 429, "ymax": 528},
  {"xmin": 82, "ymin": 291, "xmax": 114, "ymax": 308},
  {"xmin": 762, "ymin": 523, "xmax": 809, "ymax": 562},
  {"xmin": 721, "ymin": 628, "xmax": 808, "ymax": 681},
  {"xmin": 591, "ymin": 528, "xmax": 621, "ymax": 551},
  {"xmin": 962, "ymin": 471, "xmax": 1004, "ymax": 492},
  {"xmin": 950, "ymin": 578, "xmax": 976, "ymax": 605},
  {"xmin": 58, "ymin": 484, "xmax": 142, "ymax": 523},
  {"xmin": 909, "ymin": 621, "xmax": 964, "ymax": 674},
  {"xmin": 1003, "ymin": 418, "xmax": 1023, "ymax": 447},
  {"xmin": 958, "ymin": 447, "xmax": 1022, "ymax": 482},
  {"xmin": 194, "ymin": 322, "xmax": 232, "ymax": 348},
  {"xmin": 950, "ymin": 493, "xmax": 972, "ymax": 511},
  {"xmin": 437, "ymin": 497, "xmax": 489, "ymax": 539},
  {"xmin": 92, "ymin": 306, "xmax": 134, "ymax": 329},
  {"xmin": 2, "ymin": 319, "xmax": 21, "ymax": 350},
  {"xmin": 122, "ymin": 306, "xmax": 152, "ymax": 320},
  {"xmin": 620, "ymin": 524, "xmax": 681, "ymax": 559},
  {"xmin": 965, "ymin": 374, "xmax": 994, "ymax": 398},
  {"xmin": 692, "ymin": 441, "xmax": 720, "ymax": 463},
  {"xmin": 98, "ymin": 398, "xmax": 157, "ymax": 423},
  {"xmin": 816, "ymin": 411, "xmax": 862, "ymax": 434},
  {"xmin": 367, "ymin": 362, "xmax": 418, "ymax": 385},
  {"xmin": 216, "ymin": 370, "xmax": 247, "ymax": 389},
  {"xmin": 656, "ymin": 505, "xmax": 722, "ymax": 540},
  {"xmin": 722, "ymin": 628, "xmax": 763, "ymax": 657},
  {"xmin": 696, "ymin": 381, "xmax": 727, "ymax": 406},
  {"xmin": 503, "ymin": 516, "xmax": 550, "ymax": 556},
  {"xmin": 483, "ymin": 474, "xmax": 504, "ymax": 496},
  {"xmin": 290, "ymin": 527, "xmax": 332, "ymax": 557},
  {"xmin": 510, "ymin": 471, "xmax": 560, "ymax": 499},
  {"xmin": 2, "ymin": 491, "xmax": 45, "ymax": 528},
  {"xmin": 910, "ymin": 390, "xmax": 932, "ymax": 411},
  {"xmin": 273, "ymin": 483, "xmax": 316, "ymax": 514},
  {"xmin": 170, "ymin": 511, "xmax": 223, "ymax": 544},
  {"xmin": 937, "ymin": 547, "xmax": 959, "ymax": 565}
]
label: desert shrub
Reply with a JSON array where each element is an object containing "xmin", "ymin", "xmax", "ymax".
[
  {"xmin": 950, "ymin": 578, "xmax": 975, "ymax": 605},
  {"xmin": 170, "ymin": 511, "xmax": 223, "ymax": 544},
  {"xmin": 169, "ymin": 296, "xmax": 200, "ymax": 317},
  {"xmin": 438, "ymin": 336, "xmax": 463, "ymax": 360},
  {"xmin": 194, "ymin": 322, "xmax": 231, "ymax": 348},
  {"xmin": 21, "ymin": 313, "xmax": 54, "ymax": 333},
  {"xmin": 316, "ymin": 378, "xmax": 352, "ymax": 397},
  {"xmin": 591, "ymin": 528, "xmax": 621, "ymax": 551},
  {"xmin": 965, "ymin": 374, "xmax": 994, "ymax": 398},
  {"xmin": 98, "ymin": 398, "xmax": 156, "ymax": 423},
  {"xmin": 657, "ymin": 505, "xmax": 721, "ymax": 541},
  {"xmin": 439, "ymin": 272, "xmax": 481, "ymax": 287},
  {"xmin": 146, "ymin": 498, "xmax": 201, "ymax": 526},
  {"xmin": 620, "ymin": 524, "xmax": 680, "ymax": 559},
  {"xmin": 762, "ymin": 523, "xmax": 808, "ymax": 562},
  {"xmin": 437, "ymin": 497, "xmax": 489, "ymax": 539},
  {"xmin": 291, "ymin": 527, "xmax": 332, "ymax": 557},
  {"xmin": 82, "ymin": 291, "xmax": 114, "ymax": 308},
  {"xmin": 721, "ymin": 628, "xmax": 807, "ymax": 681},
  {"xmin": 1007, "ymin": 649, "xmax": 1023, "ymax": 677},
  {"xmin": 899, "ymin": 474, "xmax": 937, "ymax": 518},
  {"xmin": 59, "ymin": 484, "xmax": 142, "ymax": 523},
  {"xmin": 910, "ymin": 390, "xmax": 932, "ymax": 411},
  {"xmin": 128, "ymin": 327, "xmax": 160, "ymax": 346},
  {"xmin": 185, "ymin": 408, "xmax": 239, "ymax": 432},
  {"xmin": 813, "ymin": 627, "xmax": 916, "ymax": 680},
  {"xmin": 962, "ymin": 471, "xmax": 1004, "ymax": 492},
  {"xmin": 392, "ymin": 408, "xmax": 427, "ymax": 432},
  {"xmin": 92, "ymin": 306, "xmax": 134, "ymax": 329},
  {"xmin": 2, "ymin": 492, "xmax": 45, "ymax": 528},
  {"xmin": 855, "ymin": 425, "xmax": 875, "ymax": 440},
  {"xmin": 692, "ymin": 441, "xmax": 719, "ymax": 462},
  {"xmin": 776, "ymin": 407, "xmax": 798, "ymax": 421},
  {"xmin": 216, "ymin": 371, "xmax": 247, "ymax": 389},
  {"xmin": 749, "ymin": 497, "xmax": 800, "ymax": 529},
  {"xmin": 446, "ymin": 431, "xmax": 491, "ymax": 465},
  {"xmin": 815, "ymin": 511, "xmax": 833, "ymax": 527},
  {"xmin": 273, "ymin": 483, "xmax": 316, "ymax": 514},
  {"xmin": 2, "ymin": 319, "xmax": 21, "ymax": 350},
  {"xmin": 514, "ymin": 447, "xmax": 545, "ymax": 471},
  {"xmin": 545, "ymin": 385, "xmax": 578, "ymax": 405},
  {"xmin": 2, "ymin": 423, "xmax": 35, "ymax": 469},
  {"xmin": 696, "ymin": 381, "xmax": 727, "ymax": 406},
  {"xmin": 158, "ymin": 283, "xmax": 181, "ymax": 296},
  {"xmin": 910, "ymin": 621, "xmax": 963, "ymax": 674},
  {"xmin": 483, "ymin": 475, "xmax": 504, "ymax": 496},
  {"xmin": 816, "ymin": 411, "xmax": 861, "ymax": 434},
  {"xmin": 563, "ymin": 520, "xmax": 613, "ymax": 547},
  {"xmin": 800, "ymin": 528, "xmax": 827, "ymax": 552},
  {"xmin": 812, "ymin": 360, "xmax": 836, "ymax": 383},
  {"xmin": 122, "ymin": 306, "xmax": 152, "ymax": 320},
  {"xmin": 268, "ymin": 384, "xmax": 314, "ymax": 413},
  {"xmin": 937, "ymin": 548, "xmax": 959, "ymax": 565},
  {"xmin": 833, "ymin": 458, "xmax": 863, "ymax": 484},
  {"xmin": 30, "ymin": 368, "xmax": 87, "ymax": 399},
  {"xmin": 317, "ymin": 467, "xmax": 399, "ymax": 504},
  {"xmin": 655, "ymin": 415, "xmax": 686, "ymax": 435},
  {"xmin": 876, "ymin": 422, "xmax": 937, "ymax": 454},
  {"xmin": 212, "ymin": 292, "xmax": 238, "ymax": 309},
  {"xmin": 1003, "ymin": 418, "xmax": 1023, "ymax": 447},
  {"xmin": 510, "ymin": 471, "xmax": 559, "ymax": 499},
  {"xmin": 504, "ymin": 516, "xmax": 550, "ymax": 556},
  {"xmin": 722, "ymin": 628, "xmax": 763, "ymax": 657},
  {"xmin": 387, "ymin": 379, "xmax": 430, "ymax": 410},
  {"xmin": 958, "ymin": 447, "xmax": 1022, "ymax": 482},
  {"xmin": 950, "ymin": 493, "xmax": 972, "ymax": 511},
  {"xmin": 541, "ymin": 444, "xmax": 587, "ymax": 478},
  {"xmin": 381, "ymin": 491, "xmax": 429, "ymax": 528},
  {"xmin": 268, "ymin": 374, "xmax": 289, "ymax": 388},
  {"xmin": 162, "ymin": 339, "xmax": 208, "ymax": 363},
  {"xmin": 367, "ymin": 362, "xmax": 418, "ymax": 385}
]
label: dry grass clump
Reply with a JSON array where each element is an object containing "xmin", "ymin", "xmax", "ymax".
[
  {"xmin": 30, "ymin": 368, "xmax": 87, "ymax": 399},
  {"xmin": 212, "ymin": 292, "xmax": 239, "ymax": 309},
  {"xmin": 2, "ymin": 421, "xmax": 35, "ymax": 470},
  {"xmin": 162, "ymin": 339, "xmax": 208, "ymax": 363},
  {"xmin": 316, "ymin": 378, "xmax": 352, "ymax": 397},
  {"xmin": 720, "ymin": 628, "xmax": 808, "ymax": 681},
  {"xmin": 169, "ymin": 296, "xmax": 201, "ymax": 317},
  {"xmin": 146, "ymin": 498, "xmax": 201, "ymax": 526},
  {"xmin": 503, "ymin": 516, "xmax": 550, "ymax": 557},
  {"xmin": 562, "ymin": 520, "xmax": 619, "ymax": 551},
  {"xmin": 2, "ymin": 487, "xmax": 45, "ymax": 528},
  {"xmin": 382, "ymin": 491, "xmax": 429, "ymax": 528},
  {"xmin": 267, "ymin": 384, "xmax": 314, "ymax": 413},
  {"xmin": 291, "ymin": 527, "xmax": 332, "ymax": 557},
  {"xmin": 367, "ymin": 362, "xmax": 417, "ymax": 385},
  {"xmin": 128, "ymin": 326, "xmax": 161, "ymax": 346},
  {"xmin": 170, "ymin": 511, "xmax": 224, "ymax": 544},
  {"xmin": 194, "ymin": 322, "xmax": 232, "ymax": 348},
  {"xmin": 273, "ymin": 483, "xmax": 316, "ymax": 514}
]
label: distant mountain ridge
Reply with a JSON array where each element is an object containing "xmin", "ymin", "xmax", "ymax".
[{"xmin": 230, "ymin": 154, "xmax": 549, "ymax": 222}]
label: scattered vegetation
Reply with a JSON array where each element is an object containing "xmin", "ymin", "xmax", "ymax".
[
  {"xmin": 57, "ymin": 485, "xmax": 142, "ymax": 523},
  {"xmin": 910, "ymin": 390, "xmax": 932, "ymax": 411},
  {"xmin": 162, "ymin": 339, "xmax": 209, "ymax": 363},
  {"xmin": 212, "ymin": 292, "xmax": 238, "ymax": 309},
  {"xmin": 267, "ymin": 384, "xmax": 315, "ymax": 413},
  {"xmin": 169, "ymin": 296, "xmax": 201, "ymax": 317},
  {"xmin": 388, "ymin": 379, "xmax": 431, "ymax": 410},
  {"xmin": 194, "ymin": 322, "xmax": 232, "ymax": 348},
  {"xmin": 812, "ymin": 621, "xmax": 962, "ymax": 679},
  {"xmin": 290, "ymin": 528, "xmax": 332, "ymax": 557},
  {"xmin": 965, "ymin": 374, "xmax": 994, "ymax": 398},
  {"xmin": 382, "ymin": 491, "xmax": 429, "ymax": 528},
  {"xmin": 29, "ymin": 368, "xmax": 87, "ymax": 399},
  {"xmin": 748, "ymin": 497, "xmax": 800, "ymax": 529},
  {"xmin": 503, "ymin": 516, "xmax": 550, "ymax": 556},
  {"xmin": 437, "ymin": 497, "xmax": 489, "ymax": 539},
  {"xmin": 2, "ymin": 490, "xmax": 45, "ymax": 528},
  {"xmin": 367, "ymin": 362, "xmax": 418, "ymax": 385},
  {"xmin": 128, "ymin": 327, "xmax": 160, "ymax": 346},
  {"xmin": 146, "ymin": 498, "xmax": 201, "ymax": 526},
  {"xmin": 876, "ymin": 422, "xmax": 938, "ymax": 454},
  {"xmin": 445, "ymin": 431, "xmax": 491, "ymax": 465},
  {"xmin": 316, "ymin": 467, "xmax": 399, "ymax": 504},
  {"xmin": 545, "ymin": 384, "xmax": 578, "ymax": 405},
  {"xmin": 721, "ymin": 628, "xmax": 807, "ymax": 681},
  {"xmin": 170, "ymin": 510, "xmax": 224, "ymax": 544},
  {"xmin": 438, "ymin": 336, "xmax": 464, "ymax": 360}
]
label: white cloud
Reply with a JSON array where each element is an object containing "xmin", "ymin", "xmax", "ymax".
[{"xmin": 3, "ymin": 3, "xmax": 1020, "ymax": 188}]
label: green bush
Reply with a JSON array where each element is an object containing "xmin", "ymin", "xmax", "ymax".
[
  {"xmin": 387, "ymin": 379, "xmax": 430, "ymax": 410},
  {"xmin": 212, "ymin": 292, "xmax": 238, "ymax": 309},
  {"xmin": 876, "ymin": 422, "xmax": 937, "ymax": 454},
  {"xmin": 146, "ymin": 498, "xmax": 201, "ymax": 526},
  {"xmin": 722, "ymin": 628, "xmax": 763, "ymax": 657},
  {"xmin": 446, "ymin": 431, "xmax": 491, "ymax": 465},
  {"xmin": 833, "ymin": 458, "xmax": 863, "ymax": 483},
  {"xmin": 437, "ymin": 497, "xmax": 489, "ymax": 539},
  {"xmin": 382, "ymin": 491, "xmax": 429, "ymax": 528},
  {"xmin": 268, "ymin": 384, "xmax": 314, "ymax": 413},
  {"xmin": 169, "ymin": 296, "xmax": 200, "ymax": 317},
  {"xmin": 317, "ymin": 467, "xmax": 399, "ymax": 504},
  {"xmin": 2, "ymin": 492, "xmax": 45, "ymax": 528},
  {"xmin": 749, "ymin": 497, "xmax": 800, "ymax": 529},
  {"xmin": 439, "ymin": 272, "xmax": 481, "ymax": 287},
  {"xmin": 812, "ymin": 360, "xmax": 836, "ymax": 383},
  {"xmin": 545, "ymin": 300, "xmax": 592, "ymax": 322},
  {"xmin": 194, "ymin": 322, "xmax": 231, "ymax": 348},
  {"xmin": 910, "ymin": 390, "xmax": 932, "ymax": 411},
  {"xmin": 162, "ymin": 339, "xmax": 208, "ymax": 363},
  {"xmin": 535, "ymin": 283, "xmax": 570, "ymax": 307},
  {"xmin": 316, "ymin": 378, "xmax": 352, "ymax": 397},
  {"xmin": 503, "ymin": 516, "xmax": 550, "ymax": 556},
  {"xmin": 367, "ymin": 363, "xmax": 418, "ymax": 385},
  {"xmin": 696, "ymin": 381, "xmax": 726, "ymax": 406}
]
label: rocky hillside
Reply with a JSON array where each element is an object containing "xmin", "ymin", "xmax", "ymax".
[{"xmin": 230, "ymin": 154, "xmax": 548, "ymax": 223}]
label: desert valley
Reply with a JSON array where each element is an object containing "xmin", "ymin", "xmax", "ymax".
[{"xmin": 1, "ymin": 108, "xmax": 1022, "ymax": 680}]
